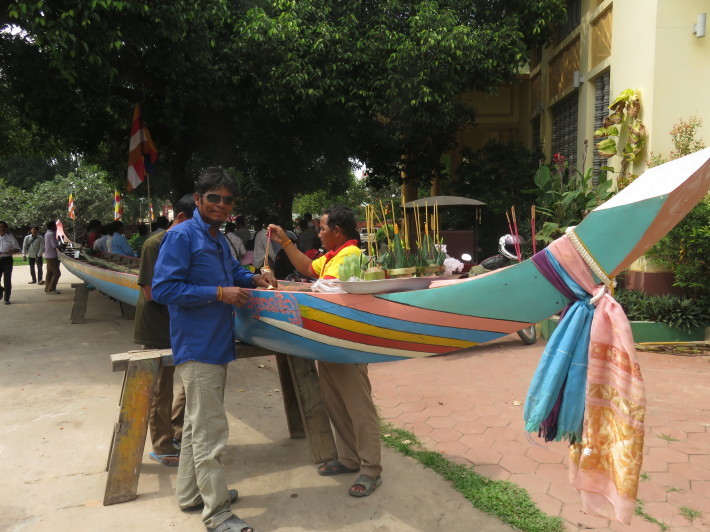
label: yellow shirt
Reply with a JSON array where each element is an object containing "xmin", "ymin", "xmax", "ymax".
[{"xmin": 310, "ymin": 242, "xmax": 361, "ymax": 279}]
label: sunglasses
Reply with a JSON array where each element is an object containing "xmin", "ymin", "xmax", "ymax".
[{"xmin": 202, "ymin": 193, "xmax": 234, "ymax": 205}]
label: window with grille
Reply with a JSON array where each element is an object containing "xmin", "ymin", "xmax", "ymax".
[
  {"xmin": 592, "ymin": 70, "xmax": 611, "ymax": 184},
  {"xmin": 551, "ymin": 92, "xmax": 579, "ymax": 168},
  {"xmin": 556, "ymin": 0, "xmax": 582, "ymax": 44}
]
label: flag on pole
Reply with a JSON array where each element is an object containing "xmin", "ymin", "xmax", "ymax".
[
  {"xmin": 114, "ymin": 190, "xmax": 123, "ymax": 220},
  {"xmin": 126, "ymin": 103, "xmax": 158, "ymax": 192},
  {"xmin": 149, "ymin": 202, "xmax": 155, "ymax": 221},
  {"xmin": 68, "ymin": 193, "xmax": 76, "ymax": 220}
]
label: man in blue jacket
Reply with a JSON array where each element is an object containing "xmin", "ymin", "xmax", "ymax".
[{"xmin": 152, "ymin": 167, "xmax": 275, "ymax": 532}]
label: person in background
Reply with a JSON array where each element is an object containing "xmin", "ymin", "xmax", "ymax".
[
  {"xmin": 152, "ymin": 167, "xmax": 276, "ymax": 532},
  {"xmin": 93, "ymin": 225, "xmax": 110, "ymax": 254},
  {"xmin": 129, "ymin": 224, "xmax": 149, "ymax": 256},
  {"xmin": 109, "ymin": 221, "xmax": 137, "ymax": 257},
  {"xmin": 44, "ymin": 221, "xmax": 61, "ymax": 295},
  {"xmin": 0, "ymin": 221, "xmax": 21, "ymax": 305},
  {"xmin": 22, "ymin": 226, "xmax": 45, "ymax": 285},
  {"xmin": 267, "ymin": 205, "xmax": 383, "ymax": 497},
  {"xmin": 223, "ymin": 222, "xmax": 247, "ymax": 262},
  {"xmin": 150, "ymin": 216, "xmax": 170, "ymax": 235},
  {"xmin": 134, "ymin": 195, "xmax": 195, "ymax": 468},
  {"xmin": 296, "ymin": 217, "xmax": 319, "ymax": 253},
  {"xmin": 234, "ymin": 215, "xmax": 252, "ymax": 248},
  {"xmin": 84, "ymin": 219, "xmax": 102, "ymax": 249}
]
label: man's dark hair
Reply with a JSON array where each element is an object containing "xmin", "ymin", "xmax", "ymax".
[
  {"xmin": 47, "ymin": 221, "xmax": 56, "ymax": 231},
  {"xmin": 154, "ymin": 215, "xmax": 170, "ymax": 230},
  {"xmin": 324, "ymin": 205, "xmax": 358, "ymax": 239},
  {"xmin": 173, "ymin": 194, "xmax": 196, "ymax": 219},
  {"xmin": 0, "ymin": 221, "xmax": 7, "ymax": 229},
  {"xmin": 224, "ymin": 222, "xmax": 236, "ymax": 233},
  {"xmin": 137, "ymin": 224, "xmax": 149, "ymax": 237},
  {"xmin": 299, "ymin": 218, "xmax": 309, "ymax": 230},
  {"xmin": 235, "ymin": 215, "xmax": 246, "ymax": 227},
  {"xmin": 31, "ymin": 226, "xmax": 40, "ymax": 231},
  {"xmin": 195, "ymin": 166, "xmax": 238, "ymax": 196}
]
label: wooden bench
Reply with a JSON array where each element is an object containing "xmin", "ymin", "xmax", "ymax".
[{"xmin": 103, "ymin": 344, "xmax": 336, "ymax": 506}]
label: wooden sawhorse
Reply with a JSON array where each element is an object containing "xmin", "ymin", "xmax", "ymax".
[
  {"xmin": 103, "ymin": 345, "xmax": 336, "ymax": 506},
  {"xmin": 70, "ymin": 282, "xmax": 135, "ymax": 322}
]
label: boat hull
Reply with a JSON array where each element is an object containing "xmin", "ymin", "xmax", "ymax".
[{"xmin": 57, "ymin": 148, "xmax": 710, "ymax": 364}]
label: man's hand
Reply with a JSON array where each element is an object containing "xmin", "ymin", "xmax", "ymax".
[
  {"xmin": 253, "ymin": 272, "xmax": 278, "ymax": 289},
  {"xmin": 220, "ymin": 286, "xmax": 251, "ymax": 307},
  {"xmin": 23, "ymin": 255, "xmax": 27, "ymax": 261}
]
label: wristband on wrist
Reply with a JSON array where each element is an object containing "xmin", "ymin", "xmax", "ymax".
[
  {"xmin": 217, "ymin": 285, "xmax": 223, "ymax": 302},
  {"xmin": 282, "ymin": 239, "xmax": 293, "ymax": 248}
]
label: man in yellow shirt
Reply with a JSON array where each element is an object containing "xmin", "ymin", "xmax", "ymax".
[{"xmin": 267, "ymin": 206, "xmax": 382, "ymax": 497}]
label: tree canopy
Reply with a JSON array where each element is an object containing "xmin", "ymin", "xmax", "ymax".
[{"xmin": 1, "ymin": 0, "xmax": 566, "ymax": 222}]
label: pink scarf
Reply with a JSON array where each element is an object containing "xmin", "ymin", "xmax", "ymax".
[{"xmin": 548, "ymin": 235, "xmax": 646, "ymax": 524}]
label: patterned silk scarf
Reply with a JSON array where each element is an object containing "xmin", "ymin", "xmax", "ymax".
[{"xmin": 526, "ymin": 235, "xmax": 646, "ymax": 524}]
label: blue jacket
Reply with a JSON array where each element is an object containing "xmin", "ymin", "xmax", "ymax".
[{"xmin": 152, "ymin": 209, "xmax": 255, "ymax": 365}]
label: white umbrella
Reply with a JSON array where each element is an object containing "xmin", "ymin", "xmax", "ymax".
[{"xmin": 403, "ymin": 195, "xmax": 486, "ymax": 208}]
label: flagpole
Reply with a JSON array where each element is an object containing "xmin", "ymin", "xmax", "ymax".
[{"xmin": 146, "ymin": 173, "xmax": 152, "ymax": 226}]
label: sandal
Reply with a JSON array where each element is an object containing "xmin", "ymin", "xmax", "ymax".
[
  {"xmin": 349, "ymin": 474, "xmax": 382, "ymax": 497},
  {"xmin": 207, "ymin": 514, "xmax": 255, "ymax": 532},
  {"xmin": 317, "ymin": 459, "xmax": 360, "ymax": 476},
  {"xmin": 149, "ymin": 451, "xmax": 179, "ymax": 467}
]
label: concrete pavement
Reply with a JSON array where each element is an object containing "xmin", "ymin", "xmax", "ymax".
[{"xmin": 0, "ymin": 264, "xmax": 513, "ymax": 532}]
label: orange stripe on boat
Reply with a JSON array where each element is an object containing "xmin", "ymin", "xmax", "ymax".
[
  {"xmin": 308, "ymin": 292, "xmax": 524, "ymax": 333},
  {"xmin": 300, "ymin": 305, "xmax": 473, "ymax": 349},
  {"xmin": 301, "ymin": 317, "xmax": 458, "ymax": 353}
]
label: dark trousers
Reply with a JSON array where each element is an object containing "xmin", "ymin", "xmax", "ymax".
[
  {"xmin": 29, "ymin": 257, "xmax": 43, "ymax": 282},
  {"xmin": 0, "ymin": 256, "xmax": 13, "ymax": 302}
]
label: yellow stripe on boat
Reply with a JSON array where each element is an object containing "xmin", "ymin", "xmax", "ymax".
[
  {"xmin": 300, "ymin": 305, "xmax": 474, "ymax": 349},
  {"xmin": 257, "ymin": 316, "xmax": 443, "ymax": 358}
]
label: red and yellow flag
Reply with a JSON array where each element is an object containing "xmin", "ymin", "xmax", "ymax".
[
  {"xmin": 114, "ymin": 190, "xmax": 123, "ymax": 220},
  {"xmin": 126, "ymin": 103, "xmax": 158, "ymax": 192},
  {"xmin": 149, "ymin": 202, "xmax": 155, "ymax": 222},
  {"xmin": 68, "ymin": 193, "xmax": 76, "ymax": 220}
]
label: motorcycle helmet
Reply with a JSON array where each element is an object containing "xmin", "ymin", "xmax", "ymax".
[{"xmin": 498, "ymin": 234, "xmax": 524, "ymax": 261}]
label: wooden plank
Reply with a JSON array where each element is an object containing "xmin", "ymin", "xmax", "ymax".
[
  {"xmin": 70, "ymin": 283, "xmax": 91, "ymax": 324},
  {"xmin": 285, "ymin": 356, "xmax": 336, "ymax": 464},
  {"xmin": 103, "ymin": 357, "xmax": 160, "ymax": 506},
  {"xmin": 110, "ymin": 350, "xmax": 174, "ymax": 373},
  {"xmin": 275, "ymin": 354, "xmax": 305, "ymax": 439}
]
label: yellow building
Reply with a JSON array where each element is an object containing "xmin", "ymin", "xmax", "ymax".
[{"xmin": 453, "ymin": 0, "xmax": 709, "ymax": 179}]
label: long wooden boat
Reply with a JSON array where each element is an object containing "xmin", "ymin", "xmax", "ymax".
[{"xmin": 60, "ymin": 149, "xmax": 710, "ymax": 363}]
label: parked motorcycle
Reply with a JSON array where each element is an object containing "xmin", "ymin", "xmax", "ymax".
[{"xmin": 461, "ymin": 235, "xmax": 537, "ymax": 345}]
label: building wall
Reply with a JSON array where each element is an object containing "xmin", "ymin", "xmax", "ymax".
[{"xmin": 450, "ymin": 0, "xmax": 709, "ymax": 182}]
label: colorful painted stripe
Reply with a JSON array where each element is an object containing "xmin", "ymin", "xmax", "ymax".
[
  {"xmin": 300, "ymin": 305, "xmax": 475, "ymax": 350},
  {"xmin": 255, "ymin": 316, "xmax": 444, "ymax": 358}
]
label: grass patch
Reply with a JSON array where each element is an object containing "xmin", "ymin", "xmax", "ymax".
[
  {"xmin": 640, "ymin": 472, "xmax": 651, "ymax": 481},
  {"xmin": 679, "ymin": 506, "xmax": 702, "ymax": 523},
  {"xmin": 13, "ymin": 256, "xmax": 26, "ymax": 267},
  {"xmin": 635, "ymin": 499, "xmax": 669, "ymax": 531},
  {"xmin": 381, "ymin": 423, "xmax": 564, "ymax": 532},
  {"xmin": 657, "ymin": 434, "xmax": 679, "ymax": 442}
]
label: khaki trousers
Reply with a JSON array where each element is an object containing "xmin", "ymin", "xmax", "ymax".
[
  {"xmin": 44, "ymin": 258, "xmax": 61, "ymax": 292},
  {"xmin": 318, "ymin": 361, "xmax": 382, "ymax": 477},
  {"xmin": 176, "ymin": 362, "xmax": 232, "ymax": 529}
]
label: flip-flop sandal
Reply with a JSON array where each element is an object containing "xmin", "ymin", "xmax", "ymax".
[
  {"xmin": 149, "ymin": 451, "xmax": 180, "ymax": 467},
  {"xmin": 182, "ymin": 489, "xmax": 239, "ymax": 512},
  {"xmin": 348, "ymin": 474, "xmax": 382, "ymax": 497},
  {"xmin": 317, "ymin": 459, "xmax": 360, "ymax": 476},
  {"xmin": 207, "ymin": 514, "xmax": 255, "ymax": 532}
]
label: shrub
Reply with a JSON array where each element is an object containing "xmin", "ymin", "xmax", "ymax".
[{"xmin": 614, "ymin": 288, "xmax": 710, "ymax": 331}]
